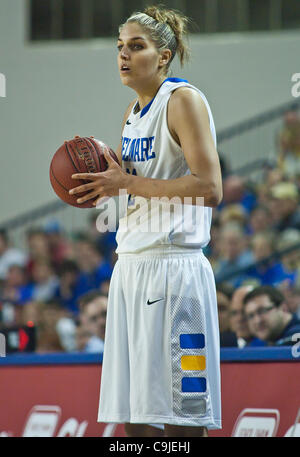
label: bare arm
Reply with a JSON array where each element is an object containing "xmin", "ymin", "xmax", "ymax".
[
  {"xmin": 70, "ymin": 89, "xmax": 223, "ymax": 207},
  {"xmin": 124, "ymin": 88, "xmax": 223, "ymax": 206}
]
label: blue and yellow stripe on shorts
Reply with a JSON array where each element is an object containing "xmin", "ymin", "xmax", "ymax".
[{"xmin": 180, "ymin": 333, "xmax": 206, "ymax": 393}]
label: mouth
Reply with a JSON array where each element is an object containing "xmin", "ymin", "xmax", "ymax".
[
  {"xmin": 120, "ymin": 64, "xmax": 131, "ymax": 73},
  {"xmin": 256, "ymin": 325, "xmax": 267, "ymax": 335}
]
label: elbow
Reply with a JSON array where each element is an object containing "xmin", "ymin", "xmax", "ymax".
[{"xmin": 206, "ymin": 183, "xmax": 223, "ymax": 208}]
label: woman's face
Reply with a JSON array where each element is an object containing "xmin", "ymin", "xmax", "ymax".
[{"xmin": 117, "ymin": 22, "xmax": 164, "ymax": 89}]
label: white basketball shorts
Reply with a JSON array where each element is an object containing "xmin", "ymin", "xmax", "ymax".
[{"xmin": 97, "ymin": 247, "xmax": 222, "ymax": 429}]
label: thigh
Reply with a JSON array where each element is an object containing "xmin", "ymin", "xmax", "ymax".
[
  {"xmin": 97, "ymin": 261, "xmax": 131, "ymax": 423},
  {"xmin": 166, "ymin": 252, "xmax": 221, "ymax": 429}
]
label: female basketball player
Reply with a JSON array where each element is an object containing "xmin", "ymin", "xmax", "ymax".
[{"xmin": 70, "ymin": 6, "xmax": 223, "ymax": 437}]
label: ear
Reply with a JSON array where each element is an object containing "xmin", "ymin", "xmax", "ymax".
[{"xmin": 158, "ymin": 49, "xmax": 172, "ymax": 68}]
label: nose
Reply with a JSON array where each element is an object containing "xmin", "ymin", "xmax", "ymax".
[{"xmin": 120, "ymin": 46, "xmax": 130, "ymax": 60}]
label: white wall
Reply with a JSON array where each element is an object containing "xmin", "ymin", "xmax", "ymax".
[{"xmin": 0, "ymin": 0, "xmax": 299, "ymax": 224}]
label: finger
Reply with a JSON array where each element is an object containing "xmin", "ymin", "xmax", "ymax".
[
  {"xmin": 76, "ymin": 189, "xmax": 104, "ymax": 204},
  {"xmin": 69, "ymin": 181, "xmax": 97, "ymax": 195},
  {"xmin": 71, "ymin": 173, "xmax": 101, "ymax": 180}
]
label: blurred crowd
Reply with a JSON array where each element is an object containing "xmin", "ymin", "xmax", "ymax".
[{"xmin": 0, "ymin": 109, "xmax": 300, "ymax": 353}]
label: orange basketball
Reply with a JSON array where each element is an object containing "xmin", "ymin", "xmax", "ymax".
[{"xmin": 50, "ymin": 136, "xmax": 119, "ymax": 208}]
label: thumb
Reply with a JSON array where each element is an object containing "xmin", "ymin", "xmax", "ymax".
[{"xmin": 103, "ymin": 146, "xmax": 115, "ymax": 166}]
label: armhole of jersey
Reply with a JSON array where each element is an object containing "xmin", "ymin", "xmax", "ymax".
[
  {"xmin": 165, "ymin": 94, "xmax": 182, "ymax": 149},
  {"xmin": 166, "ymin": 85, "xmax": 212, "ymax": 147},
  {"xmin": 119, "ymin": 99, "xmax": 138, "ymax": 165},
  {"xmin": 166, "ymin": 85, "xmax": 201, "ymax": 148}
]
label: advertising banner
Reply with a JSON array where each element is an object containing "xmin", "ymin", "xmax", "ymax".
[{"xmin": 0, "ymin": 353, "xmax": 299, "ymax": 437}]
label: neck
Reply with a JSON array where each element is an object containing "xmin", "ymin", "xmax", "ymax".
[{"xmin": 134, "ymin": 75, "xmax": 166, "ymax": 111}]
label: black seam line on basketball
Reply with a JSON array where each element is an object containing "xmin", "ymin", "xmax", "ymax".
[
  {"xmin": 90, "ymin": 136, "xmax": 108, "ymax": 170},
  {"xmin": 76, "ymin": 137, "xmax": 98, "ymax": 175},
  {"xmin": 147, "ymin": 298, "xmax": 164, "ymax": 305},
  {"xmin": 83, "ymin": 137, "xmax": 101, "ymax": 173},
  {"xmin": 65, "ymin": 141, "xmax": 80, "ymax": 174},
  {"xmin": 73, "ymin": 139, "xmax": 88, "ymax": 172},
  {"xmin": 67, "ymin": 141, "xmax": 90, "ymax": 185},
  {"xmin": 86, "ymin": 137, "xmax": 102, "ymax": 171},
  {"xmin": 50, "ymin": 164, "xmax": 69, "ymax": 192}
]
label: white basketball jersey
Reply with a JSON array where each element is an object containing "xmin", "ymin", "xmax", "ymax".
[{"xmin": 116, "ymin": 78, "xmax": 217, "ymax": 254}]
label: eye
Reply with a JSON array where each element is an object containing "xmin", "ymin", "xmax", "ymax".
[{"xmin": 117, "ymin": 43, "xmax": 144, "ymax": 52}]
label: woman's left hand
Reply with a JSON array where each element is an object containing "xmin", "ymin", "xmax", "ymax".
[{"xmin": 69, "ymin": 148, "xmax": 128, "ymax": 206}]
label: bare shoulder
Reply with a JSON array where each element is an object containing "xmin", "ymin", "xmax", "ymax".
[
  {"xmin": 168, "ymin": 87, "xmax": 209, "ymax": 143},
  {"xmin": 169, "ymin": 86, "xmax": 208, "ymax": 118}
]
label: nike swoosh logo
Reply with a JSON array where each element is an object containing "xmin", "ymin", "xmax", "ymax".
[
  {"xmin": 126, "ymin": 120, "xmax": 131, "ymax": 125},
  {"xmin": 147, "ymin": 298, "xmax": 164, "ymax": 305}
]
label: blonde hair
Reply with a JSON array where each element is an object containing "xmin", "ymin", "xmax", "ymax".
[{"xmin": 119, "ymin": 5, "xmax": 191, "ymax": 73}]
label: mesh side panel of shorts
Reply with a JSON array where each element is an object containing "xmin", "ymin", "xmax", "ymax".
[{"xmin": 170, "ymin": 294, "xmax": 211, "ymax": 419}]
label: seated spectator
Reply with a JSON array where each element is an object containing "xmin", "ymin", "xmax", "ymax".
[
  {"xmin": 54, "ymin": 259, "xmax": 82, "ymax": 315},
  {"xmin": 218, "ymin": 175, "xmax": 257, "ymax": 215},
  {"xmin": 214, "ymin": 223, "xmax": 254, "ymax": 287},
  {"xmin": 74, "ymin": 234, "xmax": 113, "ymax": 294},
  {"xmin": 20, "ymin": 300, "xmax": 45, "ymax": 327},
  {"xmin": 0, "ymin": 229, "xmax": 27, "ymax": 281},
  {"xmin": 219, "ymin": 204, "xmax": 247, "ymax": 229},
  {"xmin": 283, "ymin": 286, "xmax": 300, "ymax": 319},
  {"xmin": 0, "ymin": 265, "xmax": 28, "ymax": 327},
  {"xmin": 257, "ymin": 168, "xmax": 285, "ymax": 211},
  {"xmin": 87, "ymin": 213, "xmax": 117, "ymax": 264},
  {"xmin": 243, "ymin": 285, "xmax": 300, "ymax": 346},
  {"xmin": 277, "ymin": 110, "xmax": 300, "ymax": 179},
  {"xmin": 216, "ymin": 283, "xmax": 238, "ymax": 347},
  {"xmin": 247, "ymin": 205, "xmax": 272, "ymax": 235},
  {"xmin": 18, "ymin": 258, "xmax": 59, "ymax": 303},
  {"xmin": 246, "ymin": 232, "xmax": 295, "ymax": 286},
  {"xmin": 78, "ymin": 290, "xmax": 108, "ymax": 353},
  {"xmin": 265, "ymin": 167, "xmax": 285, "ymax": 188},
  {"xmin": 229, "ymin": 285, "xmax": 266, "ymax": 347},
  {"xmin": 40, "ymin": 300, "xmax": 77, "ymax": 352},
  {"xmin": 43, "ymin": 219, "xmax": 72, "ymax": 270},
  {"xmin": 278, "ymin": 229, "xmax": 300, "ymax": 285},
  {"xmin": 268, "ymin": 182, "xmax": 300, "ymax": 232},
  {"xmin": 19, "ymin": 301, "xmax": 67, "ymax": 353},
  {"xmin": 0, "ymin": 264, "xmax": 27, "ymax": 303},
  {"xmin": 36, "ymin": 328, "xmax": 64, "ymax": 353},
  {"xmin": 75, "ymin": 325, "xmax": 93, "ymax": 352},
  {"xmin": 25, "ymin": 228, "xmax": 51, "ymax": 279}
]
